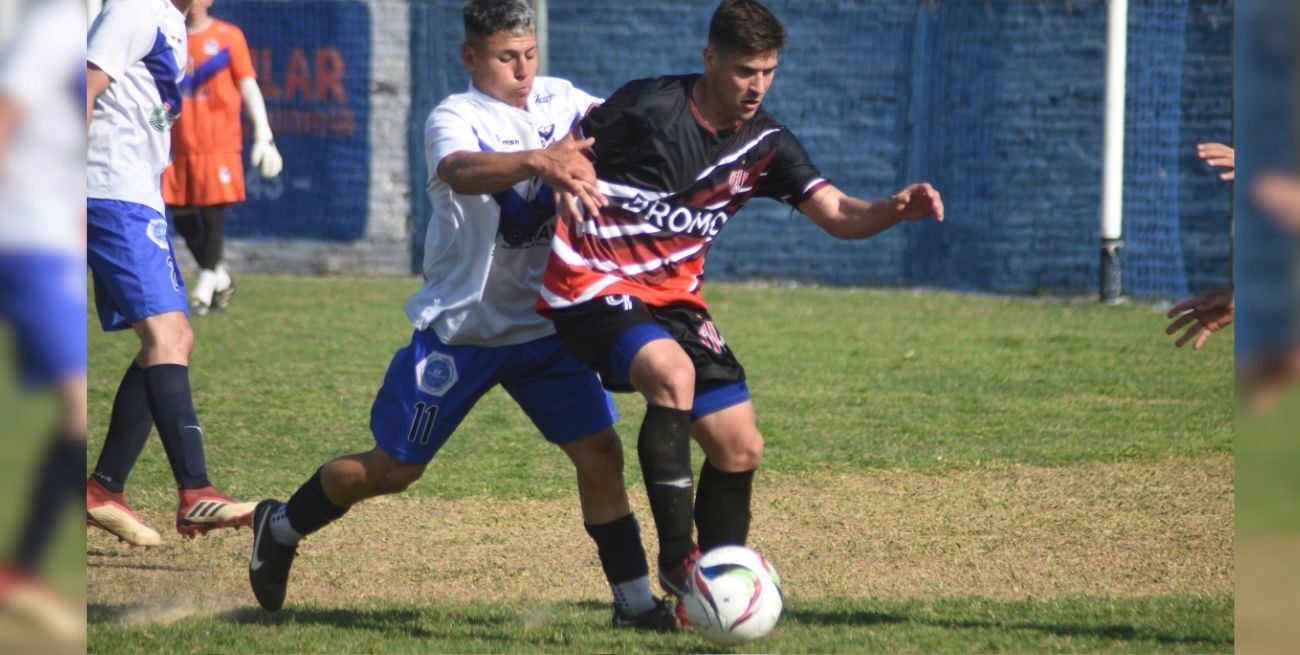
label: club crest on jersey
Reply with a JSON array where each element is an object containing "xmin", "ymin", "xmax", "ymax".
[
  {"xmin": 537, "ymin": 123, "xmax": 555, "ymax": 142},
  {"xmin": 204, "ymin": 38, "xmax": 220, "ymax": 56},
  {"xmin": 148, "ymin": 103, "xmax": 178, "ymax": 132},
  {"xmin": 728, "ymin": 170, "xmax": 751, "ymax": 195},
  {"xmin": 146, "ymin": 219, "xmax": 170, "ymax": 250},
  {"xmin": 415, "ymin": 352, "xmax": 458, "ymax": 397}
]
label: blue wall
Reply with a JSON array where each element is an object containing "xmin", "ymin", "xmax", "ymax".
[
  {"xmin": 410, "ymin": 0, "xmax": 1233, "ymax": 298},
  {"xmin": 218, "ymin": 0, "xmax": 372, "ymax": 242}
]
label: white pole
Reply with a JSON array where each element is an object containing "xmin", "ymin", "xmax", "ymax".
[
  {"xmin": 534, "ymin": 0, "xmax": 549, "ymax": 76},
  {"xmin": 1100, "ymin": 0, "xmax": 1128, "ymax": 302}
]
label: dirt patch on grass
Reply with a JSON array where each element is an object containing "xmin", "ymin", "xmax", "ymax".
[{"xmin": 88, "ymin": 455, "xmax": 1232, "ymax": 618}]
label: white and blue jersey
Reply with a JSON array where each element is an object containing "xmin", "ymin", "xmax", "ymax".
[
  {"xmin": 86, "ymin": 0, "xmax": 185, "ymax": 213},
  {"xmin": 407, "ymin": 77, "xmax": 602, "ymax": 347},
  {"xmin": 371, "ymin": 78, "xmax": 614, "ymax": 465},
  {"xmin": 85, "ymin": 0, "xmax": 189, "ymax": 330},
  {"xmin": 0, "ymin": 0, "xmax": 87, "ymax": 387}
]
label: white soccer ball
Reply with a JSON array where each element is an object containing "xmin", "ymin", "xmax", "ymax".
[{"xmin": 681, "ymin": 545, "xmax": 783, "ymax": 645}]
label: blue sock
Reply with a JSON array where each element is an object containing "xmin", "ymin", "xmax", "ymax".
[
  {"xmin": 142, "ymin": 364, "xmax": 211, "ymax": 490},
  {"xmin": 91, "ymin": 361, "xmax": 152, "ymax": 493},
  {"xmin": 14, "ymin": 434, "xmax": 85, "ymax": 572},
  {"xmin": 284, "ymin": 468, "xmax": 349, "ymax": 539}
]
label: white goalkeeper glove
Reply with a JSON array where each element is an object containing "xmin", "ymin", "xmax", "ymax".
[
  {"xmin": 239, "ymin": 76, "xmax": 283, "ymax": 178},
  {"xmin": 250, "ymin": 138, "xmax": 283, "ymax": 178}
]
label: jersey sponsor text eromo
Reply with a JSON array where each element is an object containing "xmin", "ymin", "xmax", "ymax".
[
  {"xmin": 539, "ymin": 74, "xmax": 829, "ymax": 314},
  {"xmin": 406, "ymin": 77, "xmax": 600, "ymax": 347},
  {"xmin": 87, "ymin": 0, "xmax": 186, "ymax": 214}
]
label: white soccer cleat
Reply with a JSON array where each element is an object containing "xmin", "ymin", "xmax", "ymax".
[
  {"xmin": 176, "ymin": 486, "xmax": 256, "ymax": 538},
  {"xmin": 0, "ymin": 566, "xmax": 85, "ymax": 642},
  {"xmin": 86, "ymin": 478, "xmax": 162, "ymax": 548}
]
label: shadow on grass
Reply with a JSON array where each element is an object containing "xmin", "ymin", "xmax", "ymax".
[
  {"xmin": 86, "ymin": 561, "xmax": 193, "ymax": 572},
  {"xmin": 786, "ymin": 607, "xmax": 1232, "ymax": 648}
]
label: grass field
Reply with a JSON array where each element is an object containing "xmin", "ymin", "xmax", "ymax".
[{"xmin": 85, "ymin": 278, "xmax": 1233, "ymax": 653}]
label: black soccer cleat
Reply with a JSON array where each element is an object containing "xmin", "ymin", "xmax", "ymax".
[
  {"xmin": 212, "ymin": 278, "xmax": 237, "ymax": 312},
  {"xmin": 612, "ymin": 597, "xmax": 680, "ymax": 632},
  {"xmin": 248, "ymin": 499, "xmax": 297, "ymax": 612}
]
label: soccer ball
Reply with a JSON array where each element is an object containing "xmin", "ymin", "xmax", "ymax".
[{"xmin": 681, "ymin": 545, "xmax": 783, "ymax": 645}]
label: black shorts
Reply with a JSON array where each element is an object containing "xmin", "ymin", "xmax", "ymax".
[{"xmin": 551, "ymin": 294, "xmax": 746, "ymax": 393}]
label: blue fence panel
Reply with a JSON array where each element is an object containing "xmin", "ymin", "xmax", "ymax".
[{"xmin": 216, "ymin": 0, "xmax": 372, "ymax": 242}]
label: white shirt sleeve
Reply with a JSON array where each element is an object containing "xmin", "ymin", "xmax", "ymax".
[
  {"xmin": 86, "ymin": 0, "xmax": 157, "ymax": 81},
  {"xmin": 425, "ymin": 102, "xmax": 482, "ymax": 184},
  {"xmin": 566, "ymin": 83, "xmax": 603, "ymax": 132},
  {"xmin": 0, "ymin": 1, "xmax": 81, "ymax": 109}
]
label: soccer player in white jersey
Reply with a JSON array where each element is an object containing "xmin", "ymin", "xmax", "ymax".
[
  {"xmin": 85, "ymin": 0, "xmax": 255, "ymax": 547},
  {"xmin": 0, "ymin": 0, "xmax": 88, "ymax": 640},
  {"xmin": 247, "ymin": 0, "xmax": 676, "ymax": 631}
]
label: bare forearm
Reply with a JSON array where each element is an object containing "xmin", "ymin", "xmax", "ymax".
[
  {"xmin": 438, "ymin": 150, "xmax": 542, "ymax": 195},
  {"xmin": 819, "ymin": 194, "xmax": 901, "ymax": 240}
]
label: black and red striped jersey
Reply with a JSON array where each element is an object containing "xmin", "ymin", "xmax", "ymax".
[{"xmin": 539, "ymin": 74, "xmax": 829, "ymax": 313}]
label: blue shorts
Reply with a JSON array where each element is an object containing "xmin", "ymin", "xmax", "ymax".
[
  {"xmin": 370, "ymin": 331, "xmax": 619, "ymax": 465},
  {"xmin": 0, "ymin": 251, "xmax": 87, "ymax": 388},
  {"xmin": 86, "ymin": 199, "xmax": 188, "ymax": 332}
]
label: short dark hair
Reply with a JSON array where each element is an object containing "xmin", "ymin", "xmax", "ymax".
[
  {"xmin": 708, "ymin": 0, "xmax": 787, "ymax": 55},
  {"xmin": 463, "ymin": 0, "xmax": 535, "ymax": 44}
]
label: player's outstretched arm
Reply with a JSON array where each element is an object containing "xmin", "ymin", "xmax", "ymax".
[
  {"xmin": 239, "ymin": 77, "xmax": 282, "ymax": 178},
  {"xmin": 438, "ymin": 136, "xmax": 607, "ymax": 215},
  {"xmin": 799, "ymin": 182, "xmax": 944, "ymax": 240}
]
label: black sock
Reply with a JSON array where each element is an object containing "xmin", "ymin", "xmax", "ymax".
[
  {"xmin": 142, "ymin": 364, "xmax": 211, "ymax": 490},
  {"xmin": 637, "ymin": 405, "xmax": 696, "ymax": 570},
  {"xmin": 92, "ymin": 361, "xmax": 152, "ymax": 493},
  {"xmin": 695, "ymin": 459, "xmax": 755, "ymax": 551},
  {"xmin": 585, "ymin": 513, "xmax": 650, "ymax": 584},
  {"xmin": 196, "ymin": 205, "xmax": 227, "ymax": 270},
  {"xmin": 14, "ymin": 434, "xmax": 85, "ymax": 572},
  {"xmin": 285, "ymin": 468, "xmax": 349, "ymax": 537}
]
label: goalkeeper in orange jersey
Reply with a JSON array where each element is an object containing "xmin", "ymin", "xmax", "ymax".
[{"xmin": 162, "ymin": 0, "xmax": 282, "ymax": 315}]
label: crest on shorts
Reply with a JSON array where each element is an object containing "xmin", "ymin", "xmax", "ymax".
[
  {"xmin": 146, "ymin": 219, "xmax": 170, "ymax": 250},
  {"xmin": 697, "ymin": 320, "xmax": 726, "ymax": 355},
  {"xmin": 415, "ymin": 351, "xmax": 458, "ymax": 397}
]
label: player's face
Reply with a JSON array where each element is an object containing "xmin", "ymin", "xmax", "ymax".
[
  {"xmin": 704, "ymin": 46, "xmax": 780, "ymax": 124},
  {"xmin": 463, "ymin": 32, "xmax": 539, "ymax": 110}
]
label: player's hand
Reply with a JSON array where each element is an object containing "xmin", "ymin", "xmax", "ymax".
[
  {"xmin": 1253, "ymin": 173, "xmax": 1300, "ymax": 234},
  {"xmin": 890, "ymin": 183, "xmax": 944, "ymax": 223},
  {"xmin": 1197, "ymin": 142, "xmax": 1234, "ymax": 181},
  {"xmin": 250, "ymin": 139, "xmax": 283, "ymax": 178},
  {"xmin": 555, "ymin": 189, "xmax": 583, "ymax": 223},
  {"xmin": 536, "ymin": 137, "xmax": 607, "ymax": 218},
  {"xmin": 1165, "ymin": 288, "xmax": 1234, "ymax": 350}
]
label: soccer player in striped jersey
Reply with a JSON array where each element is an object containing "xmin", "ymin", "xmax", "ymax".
[
  {"xmin": 247, "ymin": 0, "xmax": 675, "ymax": 631},
  {"xmin": 538, "ymin": 0, "xmax": 945, "ymax": 623}
]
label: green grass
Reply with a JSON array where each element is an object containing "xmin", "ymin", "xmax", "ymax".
[
  {"xmin": 86, "ymin": 278, "xmax": 1233, "ymax": 653},
  {"xmin": 87, "ymin": 595, "xmax": 1232, "ymax": 654}
]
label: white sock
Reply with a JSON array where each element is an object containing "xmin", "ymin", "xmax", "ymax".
[
  {"xmin": 268, "ymin": 505, "xmax": 302, "ymax": 546},
  {"xmin": 611, "ymin": 575, "xmax": 656, "ymax": 615},
  {"xmin": 192, "ymin": 269, "xmax": 217, "ymax": 304},
  {"xmin": 214, "ymin": 264, "xmax": 232, "ymax": 291}
]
